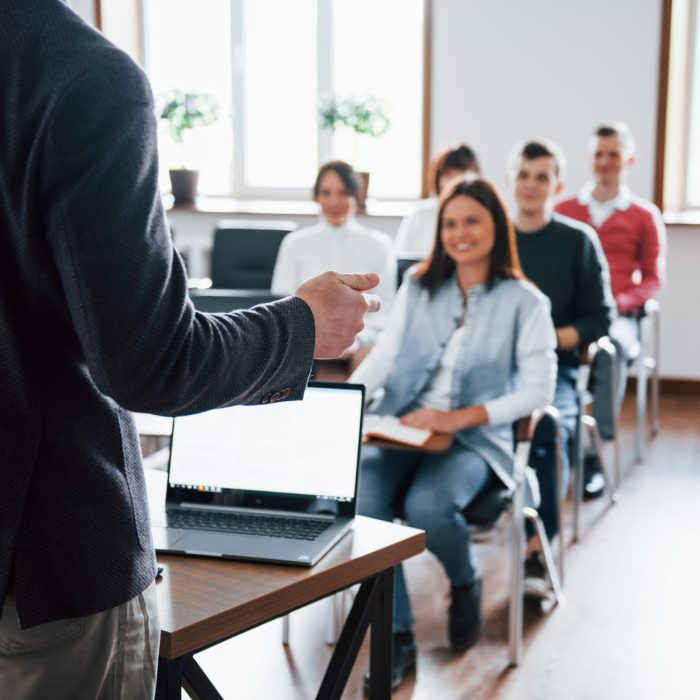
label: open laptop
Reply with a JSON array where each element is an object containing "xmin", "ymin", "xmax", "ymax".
[{"xmin": 151, "ymin": 382, "xmax": 364, "ymax": 566}]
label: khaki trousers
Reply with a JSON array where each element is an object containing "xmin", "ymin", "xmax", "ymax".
[{"xmin": 0, "ymin": 582, "xmax": 160, "ymax": 700}]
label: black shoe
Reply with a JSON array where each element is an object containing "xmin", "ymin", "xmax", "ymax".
[
  {"xmin": 523, "ymin": 551, "xmax": 552, "ymax": 599},
  {"xmin": 448, "ymin": 578, "xmax": 481, "ymax": 651},
  {"xmin": 363, "ymin": 630, "xmax": 416, "ymax": 695},
  {"xmin": 583, "ymin": 456, "xmax": 605, "ymax": 500}
]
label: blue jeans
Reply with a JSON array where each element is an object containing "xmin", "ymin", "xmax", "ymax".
[
  {"xmin": 358, "ymin": 443, "xmax": 493, "ymax": 633},
  {"xmin": 528, "ymin": 365, "xmax": 578, "ymax": 540}
]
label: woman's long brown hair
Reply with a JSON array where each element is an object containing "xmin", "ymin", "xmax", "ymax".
[{"xmin": 415, "ymin": 175, "xmax": 524, "ymax": 293}]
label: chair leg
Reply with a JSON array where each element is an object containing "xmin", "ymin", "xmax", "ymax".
[
  {"xmin": 523, "ymin": 507, "xmax": 564, "ymax": 604},
  {"xmin": 651, "ymin": 312, "xmax": 661, "ymax": 436},
  {"xmin": 549, "ymin": 411, "xmax": 565, "ymax": 584},
  {"xmin": 508, "ymin": 443, "xmax": 528, "ymax": 667},
  {"xmin": 572, "ymin": 407, "xmax": 585, "ymax": 544},
  {"xmin": 282, "ymin": 614, "xmax": 290, "ymax": 645},
  {"xmin": 635, "ymin": 346, "xmax": 647, "ymax": 463},
  {"xmin": 325, "ymin": 592, "xmax": 344, "ymax": 646}
]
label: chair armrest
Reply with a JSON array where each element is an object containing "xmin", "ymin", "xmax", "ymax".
[
  {"xmin": 643, "ymin": 299, "xmax": 660, "ymax": 317},
  {"xmin": 513, "ymin": 406, "xmax": 560, "ymax": 444}
]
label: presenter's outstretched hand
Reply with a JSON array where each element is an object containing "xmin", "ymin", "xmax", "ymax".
[{"xmin": 295, "ymin": 271, "xmax": 381, "ymax": 359}]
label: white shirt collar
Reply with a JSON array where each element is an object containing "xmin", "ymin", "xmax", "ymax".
[
  {"xmin": 577, "ymin": 181, "xmax": 632, "ymax": 211},
  {"xmin": 318, "ymin": 215, "xmax": 360, "ymax": 234}
]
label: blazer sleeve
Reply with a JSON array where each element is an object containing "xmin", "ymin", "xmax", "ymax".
[{"xmin": 40, "ymin": 52, "xmax": 314, "ymax": 415}]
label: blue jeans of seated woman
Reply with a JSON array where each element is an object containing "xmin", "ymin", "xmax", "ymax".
[{"xmin": 358, "ymin": 443, "xmax": 494, "ymax": 634}]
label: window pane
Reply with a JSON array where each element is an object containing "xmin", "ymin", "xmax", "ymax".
[
  {"xmin": 332, "ymin": 0, "xmax": 423, "ymax": 199},
  {"xmin": 145, "ymin": 0, "xmax": 232, "ymax": 195},
  {"xmin": 242, "ymin": 0, "xmax": 317, "ymax": 188},
  {"xmin": 686, "ymin": 8, "xmax": 700, "ymax": 206}
]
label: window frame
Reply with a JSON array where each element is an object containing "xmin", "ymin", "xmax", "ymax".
[
  {"xmin": 133, "ymin": 0, "xmax": 431, "ymax": 202},
  {"xmin": 658, "ymin": 0, "xmax": 700, "ymax": 212}
]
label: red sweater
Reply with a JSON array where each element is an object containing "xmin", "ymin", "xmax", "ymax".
[{"xmin": 555, "ymin": 196, "xmax": 665, "ymax": 314}]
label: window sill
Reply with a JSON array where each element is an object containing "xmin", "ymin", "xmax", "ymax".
[
  {"xmin": 663, "ymin": 211, "xmax": 700, "ymax": 227},
  {"xmin": 164, "ymin": 195, "xmax": 415, "ymax": 219}
]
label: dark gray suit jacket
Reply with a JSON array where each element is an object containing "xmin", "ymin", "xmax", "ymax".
[{"xmin": 0, "ymin": 0, "xmax": 315, "ymax": 628}]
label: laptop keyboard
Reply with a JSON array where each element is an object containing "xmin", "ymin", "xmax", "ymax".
[{"xmin": 166, "ymin": 510, "xmax": 332, "ymax": 541}]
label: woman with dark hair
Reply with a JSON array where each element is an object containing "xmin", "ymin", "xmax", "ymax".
[
  {"xmin": 351, "ymin": 175, "xmax": 556, "ymax": 691},
  {"xmin": 393, "ymin": 143, "xmax": 481, "ymax": 259},
  {"xmin": 272, "ymin": 160, "xmax": 395, "ymax": 344}
]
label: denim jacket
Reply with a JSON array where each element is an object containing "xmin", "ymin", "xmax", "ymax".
[{"xmin": 367, "ymin": 273, "xmax": 556, "ymax": 487}]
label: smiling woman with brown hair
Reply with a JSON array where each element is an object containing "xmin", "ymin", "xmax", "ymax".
[{"xmin": 351, "ymin": 175, "xmax": 557, "ymax": 692}]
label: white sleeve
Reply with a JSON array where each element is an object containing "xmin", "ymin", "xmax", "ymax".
[
  {"xmin": 270, "ymin": 236, "xmax": 298, "ymax": 294},
  {"xmin": 393, "ymin": 210, "xmax": 420, "ymax": 257},
  {"xmin": 350, "ymin": 278, "xmax": 409, "ymax": 399},
  {"xmin": 483, "ymin": 298, "xmax": 557, "ymax": 426},
  {"xmin": 358, "ymin": 243, "xmax": 397, "ymax": 345}
]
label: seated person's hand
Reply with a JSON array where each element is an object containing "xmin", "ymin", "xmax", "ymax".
[{"xmin": 400, "ymin": 408, "xmax": 459, "ymax": 433}]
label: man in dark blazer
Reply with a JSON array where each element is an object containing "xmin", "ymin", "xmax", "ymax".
[{"xmin": 0, "ymin": 1, "xmax": 379, "ymax": 697}]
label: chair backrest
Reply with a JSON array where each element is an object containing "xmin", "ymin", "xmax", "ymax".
[
  {"xmin": 396, "ymin": 256, "xmax": 422, "ymax": 289},
  {"xmin": 189, "ymin": 289, "xmax": 283, "ymax": 313},
  {"xmin": 210, "ymin": 219, "xmax": 297, "ymax": 289}
]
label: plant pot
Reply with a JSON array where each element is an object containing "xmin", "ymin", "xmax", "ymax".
[
  {"xmin": 355, "ymin": 171, "xmax": 370, "ymax": 213},
  {"xmin": 169, "ymin": 169, "xmax": 200, "ymax": 204}
]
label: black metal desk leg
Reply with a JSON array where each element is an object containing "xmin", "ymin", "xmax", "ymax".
[
  {"xmin": 316, "ymin": 573, "xmax": 387, "ymax": 700},
  {"xmin": 368, "ymin": 568, "xmax": 394, "ymax": 699},
  {"xmin": 182, "ymin": 657, "xmax": 225, "ymax": 700},
  {"xmin": 155, "ymin": 655, "xmax": 187, "ymax": 700}
]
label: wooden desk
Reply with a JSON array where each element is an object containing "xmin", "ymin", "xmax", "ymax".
[{"xmin": 148, "ymin": 464, "xmax": 424, "ymax": 700}]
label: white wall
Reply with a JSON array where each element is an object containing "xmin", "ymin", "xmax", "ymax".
[
  {"xmin": 67, "ymin": 0, "xmax": 94, "ymax": 25},
  {"xmin": 432, "ymin": 0, "xmax": 662, "ymax": 200},
  {"xmin": 659, "ymin": 225, "xmax": 700, "ymax": 379}
]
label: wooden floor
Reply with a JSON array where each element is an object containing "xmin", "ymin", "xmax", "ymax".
[{"xmin": 186, "ymin": 396, "xmax": 700, "ymax": 699}]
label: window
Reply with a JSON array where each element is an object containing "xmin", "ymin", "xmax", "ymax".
[
  {"xmin": 685, "ymin": 2, "xmax": 700, "ymax": 205},
  {"xmin": 662, "ymin": 0, "xmax": 700, "ymax": 210},
  {"xmin": 144, "ymin": 0, "xmax": 425, "ymax": 200}
]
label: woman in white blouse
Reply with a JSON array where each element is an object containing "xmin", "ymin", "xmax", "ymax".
[
  {"xmin": 351, "ymin": 175, "xmax": 556, "ymax": 692},
  {"xmin": 393, "ymin": 143, "xmax": 481, "ymax": 260},
  {"xmin": 271, "ymin": 161, "xmax": 395, "ymax": 345}
]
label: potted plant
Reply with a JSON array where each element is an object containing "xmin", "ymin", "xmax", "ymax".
[
  {"xmin": 319, "ymin": 95, "xmax": 390, "ymax": 211},
  {"xmin": 160, "ymin": 90, "xmax": 219, "ymax": 204}
]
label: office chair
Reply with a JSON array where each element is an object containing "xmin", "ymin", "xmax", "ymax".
[
  {"xmin": 189, "ymin": 288, "xmax": 282, "ymax": 313},
  {"xmin": 210, "ymin": 219, "xmax": 297, "ymax": 290},
  {"xmin": 466, "ymin": 407, "xmax": 565, "ymax": 667},
  {"xmin": 572, "ymin": 337, "xmax": 620, "ymax": 543}
]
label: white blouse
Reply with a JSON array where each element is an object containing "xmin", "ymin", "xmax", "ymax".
[
  {"xmin": 392, "ymin": 198, "xmax": 438, "ymax": 259},
  {"xmin": 271, "ymin": 217, "xmax": 396, "ymax": 342}
]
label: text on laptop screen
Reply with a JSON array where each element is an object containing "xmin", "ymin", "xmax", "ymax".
[{"xmin": 169, "ymin": 386, "xmax": 363, "ymax": 500}]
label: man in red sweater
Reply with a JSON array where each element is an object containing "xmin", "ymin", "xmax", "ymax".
[{"xmin": 556, "ymin": 122, "xmax": 666, "ymax": 497}]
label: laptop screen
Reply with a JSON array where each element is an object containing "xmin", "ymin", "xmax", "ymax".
[{"xmin": 166, "ymin": 383, "xmax": 364, "ymax": 515}]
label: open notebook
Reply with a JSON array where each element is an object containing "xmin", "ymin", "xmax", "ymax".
[{"xmin": 362, "ymin": 414, "xmax": 433, "ymax": 448}]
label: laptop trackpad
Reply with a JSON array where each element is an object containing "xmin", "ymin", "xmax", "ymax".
[
  {"xmin": 152, "ymin": 527, "xmax": 189, "ymax": 551},
  {"xmin": 178, "ymin": 531, "xmax": 268, "ymax": 557}
]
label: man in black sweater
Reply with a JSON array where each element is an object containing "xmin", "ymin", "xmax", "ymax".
[
  {"xmin": 509, "ymin": 141, "xmax": 615, "ymax": 592},
  {"xmin": 0, "ymin": 1, "xmax": 380, "ymax": 697}
]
